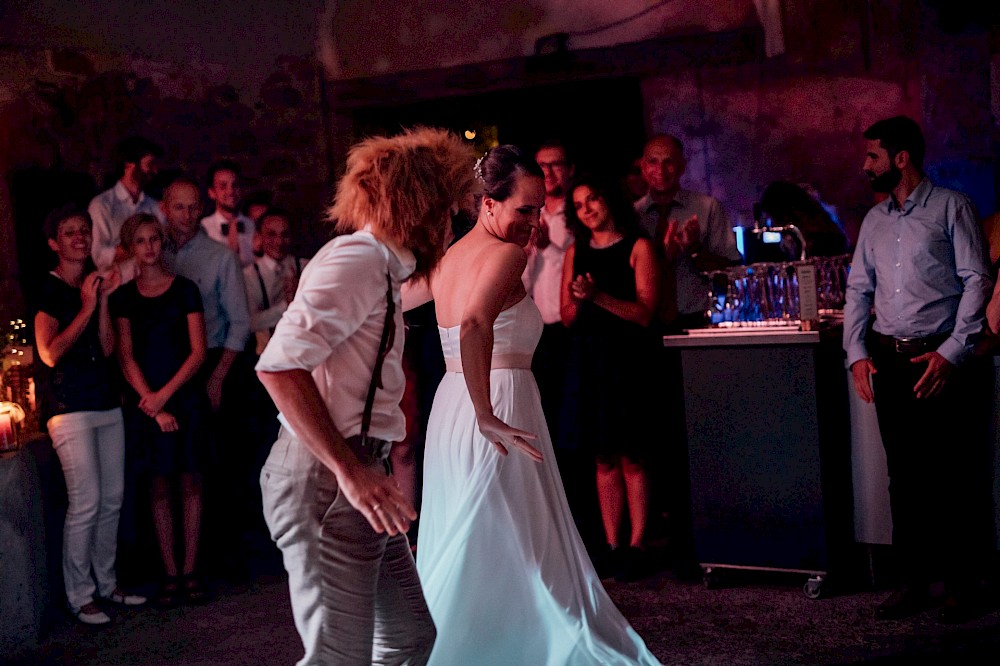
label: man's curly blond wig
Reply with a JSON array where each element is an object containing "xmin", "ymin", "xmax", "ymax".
[{"xmin": 330, "ymin": 127, "xmax": 477, "ymax": 279}]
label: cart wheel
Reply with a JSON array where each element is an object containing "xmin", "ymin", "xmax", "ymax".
[
  {"xmin": 803, "ymin": 575, "xmax": 824, "ymax": 599},
  {"xmin": 703, "ymin": 568, "xmax": 724, "ymax": 590}
]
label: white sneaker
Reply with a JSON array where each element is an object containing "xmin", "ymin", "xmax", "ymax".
[
  {"xmin": 74, "ymin": 603, "xmax": 111, "ymax": 625},
  {"xmin": 105, "ymin": 587, "xmax": 148, "ymax": 606}
]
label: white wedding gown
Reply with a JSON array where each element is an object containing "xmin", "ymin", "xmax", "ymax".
[{"xmin": 416, "ymin": 295, "xmax": 661, "ymax": 666}]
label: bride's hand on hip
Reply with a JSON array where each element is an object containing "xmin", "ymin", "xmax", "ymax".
[{"xmin": 479, "ymin": 414, "xmax": 543, "ymax": 463}]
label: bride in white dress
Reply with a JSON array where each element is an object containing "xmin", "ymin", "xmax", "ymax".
[{"xmin": 406, "ymin": 145, "xmax": 661, "ymax": 665}]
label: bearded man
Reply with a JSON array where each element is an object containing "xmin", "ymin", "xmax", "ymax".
[{"xmin": 844, "ymin": 115, "xmax": 995, "ymax": 624}]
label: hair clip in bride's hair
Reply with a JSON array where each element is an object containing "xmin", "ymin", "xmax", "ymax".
[{"xmin": 474, "ymin": 151, "xmax": 488, "ymax": 184}]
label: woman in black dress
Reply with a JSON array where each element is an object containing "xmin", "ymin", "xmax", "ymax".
[
  {"xmin": 111, "ymin": 213, "xmax": 209, "ymax": 606},
  {"xmin": 558, "ymin": 172, "xmax": 660, "ymax": 582}
]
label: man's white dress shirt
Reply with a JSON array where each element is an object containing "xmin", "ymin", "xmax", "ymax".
[
  {"xmin": 201, "ymin": 209, "xmax": 255, "ymax": 267},
  {"xmin": 255, "ymin": 231, "xmax": 412, "ymax": 443},
  {"xmin": 522, "ymin": 203, "xmax": 572, "ymax": 325},
  {"xmin": 88, "ymin": 181, "xmax": 163, "ymax": 281},
  {"xmin": 244, "ymin": 254, "xmax": 310, "ymax": 354}
]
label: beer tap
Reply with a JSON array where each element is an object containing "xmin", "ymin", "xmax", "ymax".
[{"xmin": 750, "ymin": 202, "xmax": 808, "ymax": 261}]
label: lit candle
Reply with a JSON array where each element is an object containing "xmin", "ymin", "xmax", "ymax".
[{"xmin": 0, "ymin": 412, "xmax": 13, "ymax": 451}]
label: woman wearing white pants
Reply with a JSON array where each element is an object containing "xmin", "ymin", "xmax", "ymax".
[{"xmin": 34, "ymin": 206, "xmax": 146, "ymax": 625}]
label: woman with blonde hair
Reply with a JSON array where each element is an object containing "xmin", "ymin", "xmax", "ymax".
[
  {"xmin": 110, "ymin": 212, "xmax": 209, "ymax": 607},
  {"xmin": 256, "ymin": 127, "xmax": 476, "ymax": 665}
]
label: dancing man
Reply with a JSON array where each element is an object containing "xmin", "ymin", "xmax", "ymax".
[{"xmin": 255, "ymin": 127, "xmax": 475, "ymax": 665}]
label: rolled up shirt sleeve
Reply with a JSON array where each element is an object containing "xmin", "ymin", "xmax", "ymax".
[{"xmin": 257, "ymin": 240, "xmax": 384, "ymax": 373}]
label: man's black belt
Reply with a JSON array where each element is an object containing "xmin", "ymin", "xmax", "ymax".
[
  {"xmin": 344, "ymin": 434, "xmax": 392, "ymax": 466},
  {"xmin": 873, "ymin": 330, "xmax": 952, "ymax": 355}
]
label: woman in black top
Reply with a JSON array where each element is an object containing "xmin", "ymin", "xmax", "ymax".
[
  {"xmin": 558, "ymin": 173, "xmax": 661, "ymax": 582},
  {"xmin": 111, "ymin": 213, "xmax": 209, "ymax": 606},
  {"xmin": 34, "ymin": 206, "xmax": 146, "ymax": 625}
]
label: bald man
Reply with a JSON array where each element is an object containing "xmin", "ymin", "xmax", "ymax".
[
  {"xmin": 160, "ymin": 177, "xmax": 255, "ymax": 580},
  {"xmin": 633, "ymin": 134, "xmax": 741, "ymax": 331}
]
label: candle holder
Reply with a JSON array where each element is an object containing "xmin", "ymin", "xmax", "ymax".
[
  {"xmin": 0, "ymin": 401, "xmax": 25, "ymax": 452},
  {"xmin": 2, "ymin": 318, "xmax": 38, "ymax": 438}
]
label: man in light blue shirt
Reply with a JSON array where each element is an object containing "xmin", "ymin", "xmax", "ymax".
[
  {"xmin": 843, "ymin": 115, "xmax": 994, "ymax": 624},
  {"xmin": 160, "ymin": 176, "xmax": 255, "ymax": 581},
  {"xmin": 161, "ymin": 178, "xmax": 250, "ymax": 403}
]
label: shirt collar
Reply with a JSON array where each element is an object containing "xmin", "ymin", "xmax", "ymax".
[
  {"xmin": 542, "ymin": 201, "xmax": 565, "ymax": 220},
  {"xmin": 167, "ymin": 227, "xmax": 207, "ymax": 254},
  {"xmin": 113, "ymin": 180, "xmax": 145, "ymax": 205},
  {"xmin": 636, "ymin": 193, "xmax": 655, "ymax": 214},
  {"xmin": 258, "ymin": 254, "xmax": 281, "ymax": 273},
  {"xmin": 358, "ymin": 227, "xmax": 416, "ymax": 281},
  {"xmin": 885, "ymin": 177, "xmax": 934, "ymax": 214},
  {"xmin": 637, "ymin": 189, "xmax": 687, "ymax": 214},
  {"xmin": 205, "ymin": 209, "xmax": 250, "ymax": 228}
]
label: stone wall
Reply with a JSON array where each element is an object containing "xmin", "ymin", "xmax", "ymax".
[
  {"xmin": 320, "ymin": 1, "xmax": 998, "ymax": 249},
  {"xmin": 641, "ymin": 0, "xmax": 997, "ymax": 246},
  {"xmin": 0, "ymin": 46, "xmax": 331, "ymax": 325},
  {"xmin": 2, "ymin": 0, "xmax": 999, "ymax": 328}
]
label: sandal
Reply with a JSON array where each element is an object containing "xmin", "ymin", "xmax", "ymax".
[
  {"xmin": 155, "ymin": 576, "xmax": 181, "ymax": 609},
  {"xmin": 181, "ymin": 573, "xmax": 209, "ymax": 604}
]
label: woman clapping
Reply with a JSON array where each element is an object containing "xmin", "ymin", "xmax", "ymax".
[{"xmin": 34, "ymin": 206, "xmax": 147, "ymax": 625}]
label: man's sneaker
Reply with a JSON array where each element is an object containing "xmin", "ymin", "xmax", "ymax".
[
  {"xmin": 73, "ymin": 602, "xmax": 111, "ymax": 625},
  {"xmin": 104, "ymin": 587, "xmax": 148, "ymax": 606}
]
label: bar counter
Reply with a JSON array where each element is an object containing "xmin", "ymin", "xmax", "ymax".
[
  {"xmin": 663, "ymin": 322, "xmax": 855, "ymax": 596},
  {"xmin": 665, "ymin": 321, "xmax": 1000, "ymax": 595},
  {"xmin": 662, "ymin": 326, "xmax": 821, "ymax": 348}
]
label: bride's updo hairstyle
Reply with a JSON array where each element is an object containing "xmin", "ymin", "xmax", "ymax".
[{"xmin": 477, "ymin": 145, "xmax": 544, "ymax": 203}]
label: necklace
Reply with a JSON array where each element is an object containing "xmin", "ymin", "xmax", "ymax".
[{"xmin": 589, "ymin": 233, "xmax": 624, "ymax": 249}]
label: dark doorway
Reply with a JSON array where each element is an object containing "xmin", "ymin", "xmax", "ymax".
[{"xmin": 351, "ymin": 77, "xmax": 646, "ymax": 180}]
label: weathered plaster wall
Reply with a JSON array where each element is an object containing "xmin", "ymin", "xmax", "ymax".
[
  {"xmin": 323, "ymin": 1, "xmax": 997, "ymax": 247},
  {"xmin": 642, "ymin": 1, "xmax": 996, "ymax": 244},
  {"xmin": 0, "ymin": 0, "xmax": 323, "ymax": 100}
]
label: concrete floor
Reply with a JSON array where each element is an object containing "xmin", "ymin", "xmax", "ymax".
[
  {"xmin": 6, "ymin": 438, "xmax": 1000, "ymax": 665},
  {"xmin": 7, "ymin": 562, "xmax": 1000, "ymax": 666}
]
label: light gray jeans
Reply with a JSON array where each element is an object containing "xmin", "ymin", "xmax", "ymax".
[
  {"xmin": 48, "ymin": 408, "xmax": 126, "ymax": 612},
  {"xmin": 261, "ymin": 428, "xmax": 435, "ymax": 666}
]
